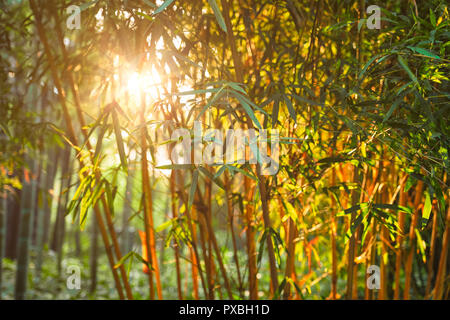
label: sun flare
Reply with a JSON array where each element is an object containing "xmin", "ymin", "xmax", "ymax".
[{"xmin": 125, "ymin": 69, "xmax": 162, "ymax": 105}]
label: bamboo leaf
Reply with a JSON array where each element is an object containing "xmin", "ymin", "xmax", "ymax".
[
  {"xmin": 111, "ymin": 105, "xmax": 128, "ymax": 172},
  {"xmin": 207, "ymin": 0, "xmax": 227, "ymax": 32},
  {"xmin": 415, "ymin": 229, "xmax": 427, "ymax": 263},
  {"xmin": 359, "ymin": 54, "xmax": 385, "ymax": 80},
  {"xmin": 429, "ymin": 9, "xmax": 436, "ymax": 27},
  {"xmin": 198, "ymin": 166, "xmax": 225, "ymax": 190},
  {"xmin": 272, "ymin": 98, "xmax": 279, "ymax": 125},
  {"xmin": 213, "ymin": 165, "xmax": 227, "ymax": 179},
  {"xmin": 421, "ymin": 191, "xmax": 432, "ymax": 229},
  {"xmin": 153, "ymin": 0, "xmax": 175, "ymax": 15},
  {"xmin": 227, "ymin": 165, "xmax": 258, "ymax": 181},
  {"xmin": 114, "ymin": 251, "xmax": 134, "ymax": 269},
  {"xmin": 195, "ymin": 86, "xmax": 225, "ymax": 121},
  {"xmin": 188, "ymin": 169, "xmax": 199, "ymax": 211},
  {"xmin": 234, "ymin": 94, "xmax": 262, "ymax": 129},
  {"xmin": 407, "ymin": 46, "xmax": 441, "ymax": 60},
  {"xmin": 397, "ymin": 55, "xmax": 419, "ymax": 86},
  {"xmin": 156, "ymin": 218, "xmax": 175, "ymax": 233},
  {"xmin": 80, "ymin": 0, "xmax": 99, "ymax": 11},
  {"xmin": 155, "ymin": 164, "xmax": 194, "ymax": 170},
  {"xmin": 382, "ymin": 98, "xmax": 402, "ymax": 123},
  {"xmin": 257, "ymin": 230, "xmax": 268, "ymax": 268},
  {"xmin": 284, "ymin": 95, "xmax": 297, "ymax": 123}
]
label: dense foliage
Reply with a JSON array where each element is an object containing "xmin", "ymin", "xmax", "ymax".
[{"xmin": 0, "ymin": 0, "xmax": 449, "ymax": 300}]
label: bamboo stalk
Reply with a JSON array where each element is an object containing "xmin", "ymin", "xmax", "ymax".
[
  {"xmin": 201, "ymin": 173, "xmax": 215, "ymax": 299},
  {"xmin": 197, "ymin": 204, "xmax": 214, "ymax": 299},
  {"xmin": 121, "ymin": 164, "xmax": 133, "ymax": 255},
  {"xmin": 242, "ymin": 175, "xmax": 258, "ymax": 299},
  {"xmin": 14, "ymin": 158, "xmax": 37, "ymax": 300},
  {"xmin": 35, "ymin": 145, "xmax": 54, "ymax": 278},
  {"xmin": 43, "ymin": 147, "xmax": 59, "ymax": 247},
  {"xmin": 433, "ymin": 205, "xmax": 450, "ymax": 300},
  {"xmin": 29, "ymin": 0, "xmax": 126, "ymax": 299},
  {"xmin": 170, "ymin": 171, "xmax": 183, "ymax": 299},
  {"xmin": 0, "ymin": 186, "xmax": 6, "ymax": 299},
  {"xmin": 57, "ymin": 157, "xmax": 73, "ymax": 277},
  {"xmin": 51, "ymin": 5, "xmax": 134, "ymax": 300},
  {"xmin": 89, "ymin": 211, "xmax": 99, "ymax": 294},
  {"xmin": 394, "ymin": 174, "xmax": 408, "ymax": 299},
  {"xmin": 173, "ymin": 168, "xmax": 206, "ymax": 298},
  {"xmin": 329, "ymin": 142, "xmax": 338, "ymax": 299},
  {"xmin": 346, "ymin": 163, "xmax": 361, "ymax": 299},
  {"xmin": 425, "ymin": 205, "xmax": 438, "ymax": 297},
  {"xmin": 379, "ymin": 158, "xmax": 389, "ymax": 300},
  {"xmin": 225, "ymin": 172, "xmax": 243, "ymax": 296},
  {"xmin": 140, "ymin": 106, "xmax": 159, "ymax": 300},
  {"xmin": 51, "ymin": 147, "xmax": 71, "ymax": 276},
  {"xmin": 202, "ymin": 209, "xmax": 234, "ymax": 299},
  {"xmin": 282, "ymin": 212, "xmax": 297, "ymax": 300},
  {"xmin": 187, "ymin": 205, "xmax": 208, "ymax": 299},
  {"xmin": 220, "ymin": 0, "xmax": 278, "ymax": 294},
  {"xmin": 404, "ymin": 178, "xmax": 424, "ymax": 299}
]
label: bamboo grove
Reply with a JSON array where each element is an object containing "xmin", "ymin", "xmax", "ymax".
[{"xmin": 0, "ymin": 0, "xmax": 449, "ymax": 300}]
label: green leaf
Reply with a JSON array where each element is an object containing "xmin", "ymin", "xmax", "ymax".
[
  {"xmin": 229, "ymin": 90, "xmax": 268, "ymax": 115},
  {"xmin": 111, "ymin": 105, "xmax": 128, "ymax": 172},
  {"xmin": 290, "ymin": 93, "xmax": 323, "ymax": 107},
  {"xmin": 105, "ymin": 180, "xmax": 115, "ymax": 217},
  {"xmin": 94, "ymin": 124, "xmax": 107, "ymax": 162},
  {"xmin": 430, "ymin": 9, "xmax": 436, "ymax": 27},
  {"xmin": 359, "ymin": 54, "xmax": 385, "ymax": 80},
  {"xmin": 351, "ymin": 213, "xmax": 364, "ymax": 233},
  {"xmin": 397, "ymin": 55, "xmax": 419, "ymax": 86},
  {"xmin": 156, "ymin": 218, "xmax": 175, "ymax": 233},
  {"xmin": 373, "ymin": 203, "xmax": 412, "ymax": 214},
  {"xmin": 136, "ymin": 11, "xmax": 154, "ymax": 22},
  {"xmin": 114, "ymin": 251, "xmax": 134, "ymax": 269},
  {"xmin": 272, "ymin": 98, "xmax": 279, "ymax": 125},
  {"xmin": 80, "ymin": 0, "xmax": 99, "ymax": 11},
  {"xmin": 143, "ymin": 0, "xmax": 157, "ymax": 8},
  {"xmin": 195, "ymin": 86, "xmax": 225, "ymax": 121},
  {"xmin": 234, "ymin": 93, "xmax": 262, "ymax": 129},
  {"xmin": 337, "ymin": 204, "xmax": 362, "ymax": 216},
  {"xmin": 284, "ymin": 95, "xmax": 297, "ymax": 123},
  {"xmin": 155, "ymin": 164, "xmax": 194, "ymax": 170},
  {"xmin": 227, "ymin": 165, "xmax": 258, "ymax": 181},
  {"xmin": 188, "ymin": 169, "xmax": 199, "ymax": 211},
  {"xmin": 169, "ymin": 50, "xmax": 205, "ymax": 70},
  {"xmin": 244, "ymin": 133, "xmax": 263, "ymax": 165},
  {"xmin": 198, "ymin": 166, "xmax": 225, "ymax": 190},
  {"xmin": 382, "ymin": 98, "xmax": 402, "ymax": 123},
  {"xmin": 153, "ymin": 0, "xmax": 175, "ymax": 15},
  {"xmin": 257, "ymin": 230, "xmax": 268, "ymax": 268},
  {"xmin": 421, "ymin": 191, "xmax": 432, "ymax": 229},
  {"xmin": 133, "ymin": 252, "xmax": 154, "ymax": 271},
  {"xmin": 207, "ymin": 0, "xmax": 227, "ymax": 32},
  {"xmin": 275, "ymin": 278, "xmax": 287, "ymax": 299},
  {"xmin": 174, "ymin": 88, "xmax": 218, "ymax": 96},
  {"xmin": 227, "ymin": 82, "xmax": 247, "ymax": 95},
  {"xmin": 415, "ymin": 229, "xmax": 427, "ymax": 263},
  {"xmin": 213, "ymin": 165, "xmax": 227, "ymax": 179},
  {"xmin": 80, "ymin": 186, "xmax": 91, "ymax": 230},
  {"xmin": 407, "ymin": 46, "xmax": 441, "ymax": 60}
]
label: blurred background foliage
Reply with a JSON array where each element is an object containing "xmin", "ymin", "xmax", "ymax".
[{"xmin": 0, "ymin": 0, "xmax": 449, "ymax": 299}]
